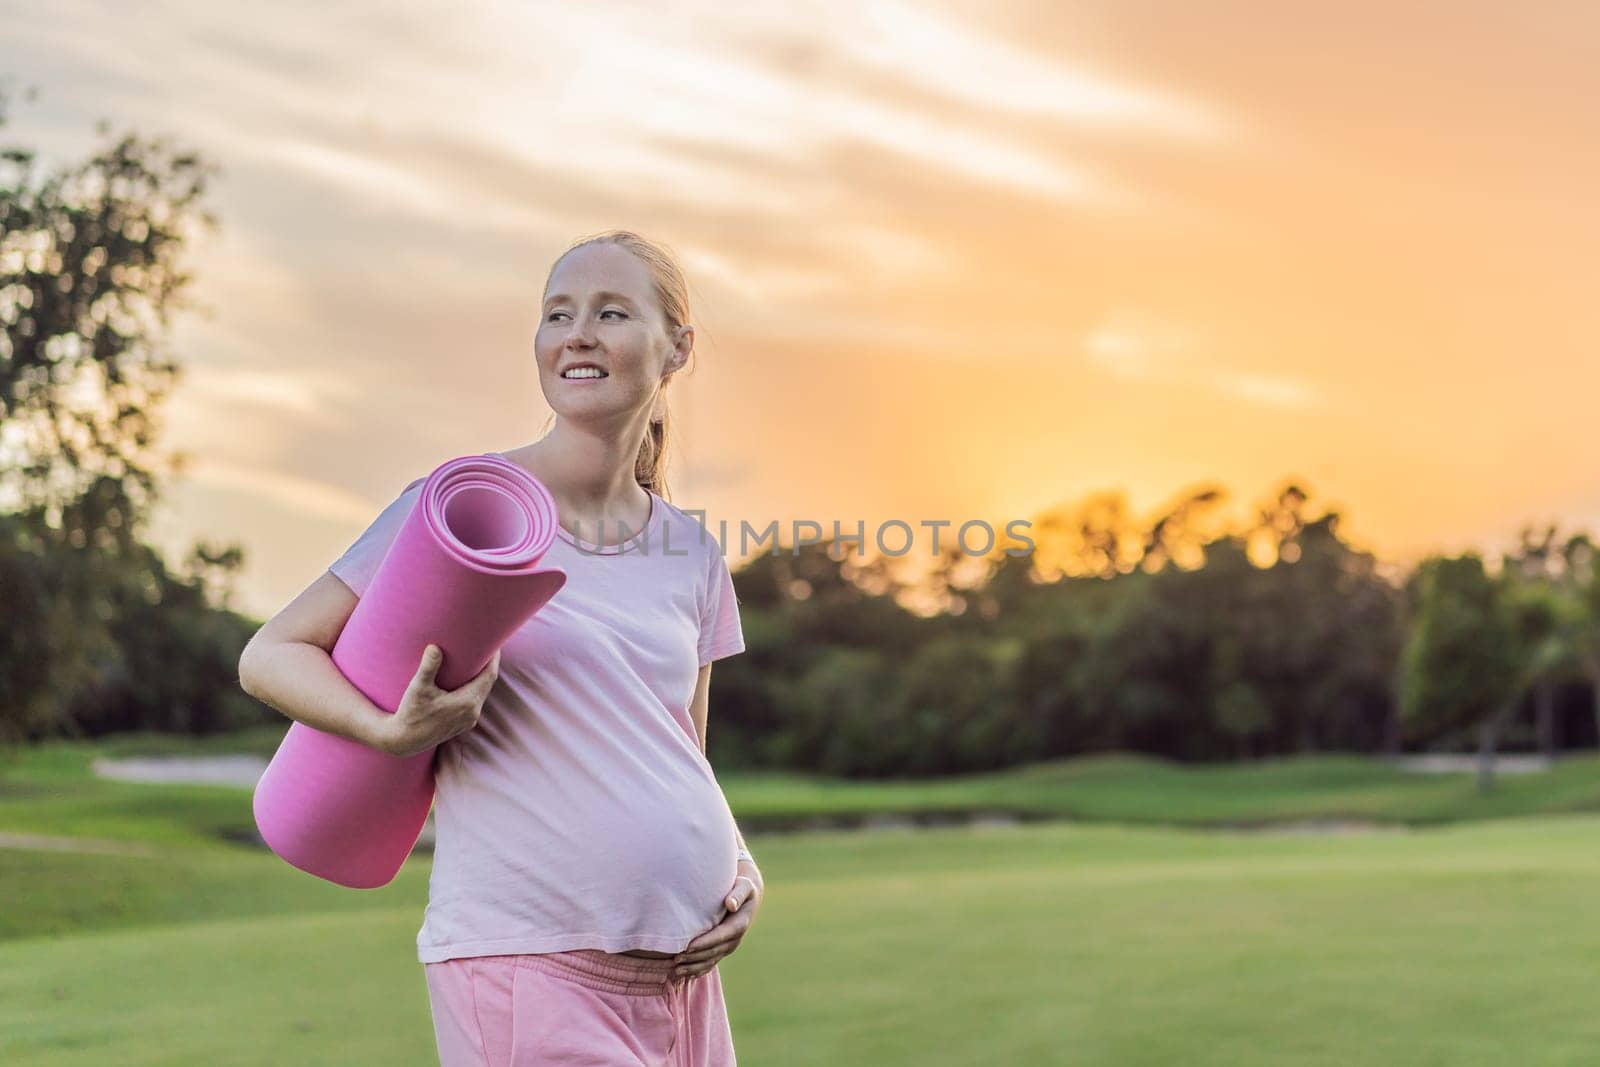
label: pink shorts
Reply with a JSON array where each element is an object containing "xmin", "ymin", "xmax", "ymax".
[{"xmin": 422, "ymin": 949, "xmax": 737, "ymax": 1066}]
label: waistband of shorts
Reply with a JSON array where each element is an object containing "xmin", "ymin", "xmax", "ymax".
[{"xmin": 516, "ymin": 949, "xmax": 684, "ymax": 996}]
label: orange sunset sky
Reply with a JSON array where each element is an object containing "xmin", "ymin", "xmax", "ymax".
[{"xmin": 6, "ymin": 1, "xmax": 1597, "ymax": 619}]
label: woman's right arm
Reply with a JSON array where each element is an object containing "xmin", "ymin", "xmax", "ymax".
[
  {"xmin": 237, "ymin": 571, "xmax": 501, "ymax": 758},
  {"xmin": 237, "ymin": 572, "xmax": 398, "ymax": 753}
]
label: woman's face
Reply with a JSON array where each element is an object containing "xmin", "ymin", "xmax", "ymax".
[{"xmin": 534, "ymin": 242, "xmax": 685, "ymax": 428}]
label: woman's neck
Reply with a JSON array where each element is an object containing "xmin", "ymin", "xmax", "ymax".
[{"xmin": 498, "ymin": 436, "xmax": 651, "ymax": 547}]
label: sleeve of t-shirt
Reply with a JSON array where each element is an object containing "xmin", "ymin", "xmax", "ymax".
[
  {"xmin": 698, "ymin": 543, "xmax": 746, "ymax": 668},
  {"xmin": 326, "ymin": 477, "xmax": 426, "ymax": 598}
]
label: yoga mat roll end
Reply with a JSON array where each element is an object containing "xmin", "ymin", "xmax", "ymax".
[{"xmin": 252, "ymin": 724, "xmax": 439, "ymax": 889}]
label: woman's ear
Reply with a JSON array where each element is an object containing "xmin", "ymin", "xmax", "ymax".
[{"xmin": 668, "ymin": 323, "xmax": 694, "ymax": 373}]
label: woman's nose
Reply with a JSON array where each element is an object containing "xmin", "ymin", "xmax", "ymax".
[{"xmin": 566, "ymin": 316, "xmax": 597, "ymax": 347}]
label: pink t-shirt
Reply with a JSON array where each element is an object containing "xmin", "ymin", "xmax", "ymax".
[{"xmin": 326, "ymin": 465, "xmax": 746, "ymax": 963}]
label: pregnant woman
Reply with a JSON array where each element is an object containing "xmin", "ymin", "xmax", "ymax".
[{"xmin": 237, "ymin": 230, "xmax": 761, "ymax": 1065}]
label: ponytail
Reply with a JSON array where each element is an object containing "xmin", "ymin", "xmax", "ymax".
[{"xmin": 635, "ymin": 412, "xmax": 669, "ymax": 500}]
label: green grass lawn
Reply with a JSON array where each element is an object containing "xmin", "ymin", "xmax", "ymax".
[
  {"xmin": 6, "ymin": 736, "xmax": 1600, "ymax": 1064},
  {"xmin": 721, "ymin": 751, "xmax": 1600, "ymax": 827},
  {"xmin": 9, "ymin": 729, "xmax": 1600, "ymax": 844}
]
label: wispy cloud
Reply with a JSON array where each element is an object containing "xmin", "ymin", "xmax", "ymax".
[
  {"xmin": 1085, "ymin": 310, "xmax": 1322, "ymax": 411},
  {"xmin": 11, "ymin": 0, "xmax": 1236, "ymax": 349},
  {"xmin": 1214, "ymin": 372, "xmax": 1321, "ymax": 411},
  {"xmin": 829, "ymin": 0, "xmax": 1224, "ymax": 140},
  {"xmin": 454, "ymin": 4, "xmax": 1110, "ymax": 201},
  {"xmin": 177, "ymin": 458, "xmax": 381, "ymax": 527},
  {"xmin": 176, "ymin": 364, "xmax": 358, "ymax": 425},
  {"xmin": 18, "ymin": 0, "xmax": 1227, "ymax": 211},
  {"xmin": 1086, "ymin": 312, "xmax": 1198, "ymax": 379}
]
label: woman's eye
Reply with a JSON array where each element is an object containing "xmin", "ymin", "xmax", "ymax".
[{"xmin": 545, "ymin": 310, "xmax": 624, "ymax": 322}]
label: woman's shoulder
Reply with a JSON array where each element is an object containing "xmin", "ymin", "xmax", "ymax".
[{"xmin": 650, "ymin": 495, "xmax": 724, "ymax": 567}]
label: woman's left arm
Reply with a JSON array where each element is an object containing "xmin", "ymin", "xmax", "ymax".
[{"xmin": 689, "ymin": 662, "xmax": 714, "ymax": 759}]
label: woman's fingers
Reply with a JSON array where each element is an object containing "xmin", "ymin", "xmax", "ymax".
[
  {"xmin": 673, "ymin": 951, "xmax": 726, "ymax": 979},
  {"xmin": 724, "ymin": 875, "xmax": 758, "ymax": 911},
  {"xmin": 675, "ymin": 883, "xmax": 759, "ymax": 976},
  {"xmin": 676, "ymin": 941, "xmax": 725, "ymax": 966},
  {"xmin": 676, "ymin": 933, "xmax": 743, "ymax": 969},
  {"xmin": 682, "ymin": 910, "xmax": 750, "ymax": 955}
]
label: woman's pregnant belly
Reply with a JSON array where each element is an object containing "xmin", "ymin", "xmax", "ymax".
[
  {"xmin": 598, "ymin": 772, "xmax": 739, "ymax": 921},
  {"xmin": 432, "ymin": 762, "xmax": 738, "ymax": 944},
  {"xmin": 428, "ymin": 715, "xmax": 739, "ymax": 952}
]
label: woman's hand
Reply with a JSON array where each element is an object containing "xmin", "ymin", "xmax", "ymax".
[
  {"xmin": 378, "ymin": 645, "xmax": 500, "ymax": 758},
  {"xmin": 672, "ymin": 860, "xmax": 763, "ymax": 982}
]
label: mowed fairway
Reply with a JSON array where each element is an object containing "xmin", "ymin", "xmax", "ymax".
[{"xmin": 7, "ymin": 812, "xmax": 1600, "ymax": 1066}]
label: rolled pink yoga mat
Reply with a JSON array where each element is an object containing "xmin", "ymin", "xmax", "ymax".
[{"xmin": 253, "ymin": 453, "xmax": 567, "ymax": 889}]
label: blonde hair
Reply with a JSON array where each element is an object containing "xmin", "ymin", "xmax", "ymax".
[{"xmin": 541, "ymin": 229, "xmax": 693, "ymax": 502}]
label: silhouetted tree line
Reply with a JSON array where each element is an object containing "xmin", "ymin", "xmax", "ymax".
[
  {"xmin": 5, "ymin": 88, "xmax": 1596, "ymax": 793},
  {"xmin": 706, "ymin": 491, "xmax": 1600, "ymax": 789}
]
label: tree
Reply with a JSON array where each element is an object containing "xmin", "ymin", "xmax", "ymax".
[
  {"xmin": 0, "ymin": 84, "xmax": 245, "ymax": 745},
  {"xmin": 1399, "ymin": 555, "xmax": 1562, "ymax": 792},
  {"xmin": 1501, "ymin": 524, "xmax": 1593, "ymax": 756},
  {"xmin": 1476, "ymin": 573, "xmax": 1565, "ymax": 790},
  {"xmin": 0, "ymin": 84, "xmax": 217, "ymax": 552},
  {"xmin": 888, "ymin": 634, "xmax": 1025, "ymax": 775}
]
